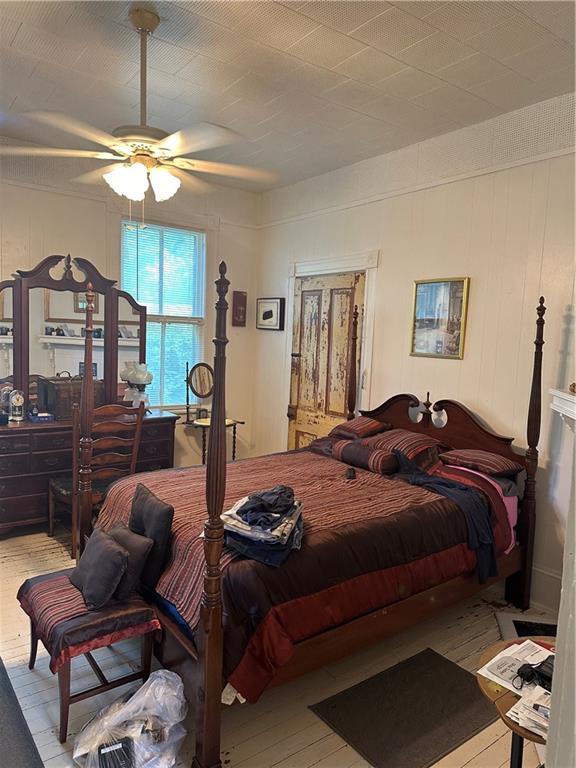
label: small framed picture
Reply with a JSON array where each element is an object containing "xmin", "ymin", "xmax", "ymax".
[
  {"xmin": 79, "ymin": 362, "xmax": 97, "ymax": 377},
  {"xmin": 232, "ymin": 291, "xmax": 247, "ymax": 327},
  {"xmin": 73, "ymin": 292, "xmax": 100, "ymax": 314},
  {"xmin": 411, "ymin": 278, "xmax": 470, "ymax": 359},
  {"xmin": 256, "ymin": 298, "xmax": 285, "ymax": 331}
]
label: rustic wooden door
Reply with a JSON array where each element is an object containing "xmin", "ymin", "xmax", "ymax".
[{"xmin": 287, "ymin": 272, "xmax": 365, "ymax": 449}]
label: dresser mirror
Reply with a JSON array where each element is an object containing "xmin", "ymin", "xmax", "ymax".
[
  {"xmin": 0, "ymin": 285, "xmax": 13, "ymax": 381},
  {"xmin": 7, "ymin": 255, "xmax": 147, "ymax": 412}
]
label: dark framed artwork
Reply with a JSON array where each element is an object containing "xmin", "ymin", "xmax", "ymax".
[
  {"xmin": 256, "ymin": 297, "xmax": 285, "ymax": 331},
  {"xmin": 232, "ymin": 291, "xmax": 247, "ymax": 327},
  {"xmin": 410, "ymin": 278, "xmax": 470, "ymax": 359}
]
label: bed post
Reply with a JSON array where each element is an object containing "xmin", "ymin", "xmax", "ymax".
[
  {"xmin": 505, "ymin": 296, "xmax": 546, "ymax": 609},
  {"xmin": 77, "ymin": 283, "xmax": 95, "ymax": 559},
  {"xmin": 193, "ymin": 262, "xmax": 229, "ymax": 768},
  {"xmin": 347, "ymin": 305, "xmax": 359, "ymax": 420}
]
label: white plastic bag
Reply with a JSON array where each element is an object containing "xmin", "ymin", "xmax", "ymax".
[{"xmin": 73, "ymin": 670, "xmax": 187, "ymax": 768}]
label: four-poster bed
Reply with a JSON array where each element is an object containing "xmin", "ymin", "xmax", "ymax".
[{"xmin": 76, "ymin": 266, "xmax": 546, "ymax": 768}]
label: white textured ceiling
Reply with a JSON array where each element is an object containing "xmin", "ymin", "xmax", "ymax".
[{"xmin": 0, "ymin": 0, "xmax": 574, "ymax": 189}]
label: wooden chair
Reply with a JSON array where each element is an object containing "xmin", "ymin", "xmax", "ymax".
[{"xmin": 48, "ymin": 401, "xmax": 145, "ymax": 558}]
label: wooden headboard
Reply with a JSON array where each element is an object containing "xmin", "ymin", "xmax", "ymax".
[{"xmin": 361, "ymin": 393, "xmax": 527, "ymax": 468}]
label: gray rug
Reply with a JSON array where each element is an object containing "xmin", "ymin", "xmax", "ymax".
[
  {"xmin": 0, "ymin": 657, "xmax": 44, "ymax": 768},
  {"xmin": 310, "ymin": 648, "xmax": 498, "ymax": 768}
]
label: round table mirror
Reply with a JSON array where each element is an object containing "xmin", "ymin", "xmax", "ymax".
[{"xmin": 188, "ymin": 362, "xmax": 214, "ymax": 399}]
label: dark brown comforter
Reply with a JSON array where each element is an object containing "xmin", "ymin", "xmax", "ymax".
[{"xmin": 97, "ymin": 449, "xmax": 512, "ymax": 700}]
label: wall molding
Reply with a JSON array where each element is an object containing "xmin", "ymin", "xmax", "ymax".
[{"xmin": 260, "ymin": 147, "xmax": 574, "ymax": 229}]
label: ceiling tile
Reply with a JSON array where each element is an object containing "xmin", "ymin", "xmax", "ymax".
[
  {"xmin": 0, "ymin": 48, "xmax": 37, "ymax": 79},
  {"xmin": 230, "ymin": 44, "xmax": 303, "ymax": 80},
  {"xmin": 1, "ymin": 17, "xmax": 21, "ymax": 47},
  {"xmin": 11, "ymin": 23, "xmax": 86, "ymax": 68},
  {"xmin": 233, "ymin": 3, "xmax": 320, "ymax": 50},
  {"xmin": 223, "ymin": 73, "xmax": 281, "ymax": 103},
  {"xmin": 1, "ymin": 1, "xmax": 76, "ymax": 30},
  {"xmin": 322, "ymin": 79, "xmax": 381, "ymax": 108},
  {"xmin": 361, "ymin": 93, "xmax": 427, "ymax": 126},
  {"xmin": 256, "ymin": 110, "xmax": 319, "ymax": 135},
  {"xmin": 292, "ymin": 1, "xmax": 391, "ymax": 34},
  {"xmin": 73, "ymin": 47, "xmax": 139, "ymax": 86},
  {"xmin": 314, "ymin": 102, "xmax": 362, "ymax": 128},
  {"xmin": 468, "ymin": 71, "xmax": 542, "ymax": 109},
  {"xmin": 503, "ymin": 40, "xmax": 575, "ymax": 82},
  {"xmin": 413, "ymin": 85, "xmax": 500, "ymax": 123},
  {"xmin": 273, "ymin": 63, "xmax": 348, "ymax": 94},
  {"xmin": 77, "ymin": 1, "xmax": 132, "ymax": 24},
  {"xmin": 351, "ymin": 6, "xmax": 437, "ymax": 54},
  {"xmin": 378, "ymin": 67, "xmax": 445, "ymax": 98},
  {"xmin": 424, "ymin": 1, "xmax": 519, "ymax": 39},
  {"xmin": 57, "ymin": 7, "xmax": 139, "ymax": 58},
  {"xmin": 397, "ymin": 32, "xmax": 477, "ymax": 71},
  {"xmin": 532, "ymin": 4, "xmax": 575, "ymax": 44},
  {"xmin": 436, "ymin": 53, "xmax": 513, "ymax": 89},
  {"xmin": 178, "ymin": 55, "xmax": 245, "ymax": 90},
  {"xmin": 337, "ymin": 114, "xmax": 397, "ymax": 142},
  {"xmin": 146, "ymin": 38, "xmax": 197, "ymax": 75},
  {"xmin": 466, "ymin": 15, "xmax": 556, "ymax": 60},
  {"xmin": 387, "ymin": 2, "xmax": 447, "ymax": 20},
  {"xmin": 513, "ymin": 1, "xmax": 573, "ymax": 26},
  {"xmin": 176, "ymin": 0, "xmax": 257, "ymax": 27},
  {"xmin": 334, "ymin": 47, "xmax": 406, "ymax": 85},
  {"xmin": 154, "ymin": 8, "xmax": 251, "ymax": 62},
  {"xmin": 286, "ymin": 26, "xmax": 366, "ymax": 67}
]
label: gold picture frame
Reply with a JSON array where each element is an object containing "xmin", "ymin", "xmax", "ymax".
[
  {"xmin": 410, "ymin": 277, "xmax": 470, "ymax": 359},
  {"xmin": 44, "ymin": 289, "xmax": 100, "ymax": 324}
]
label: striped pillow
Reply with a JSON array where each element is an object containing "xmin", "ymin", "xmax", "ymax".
[
  {"xmin": 361, "ymin": 429, "xmax": 448, "ymax": 470},
  {"xmin": 329, "ymin": 416, "xmax": 390, "ymax": 440},
  {"xmin": 332, "ymin": 439, "xmax": 398, "ymax": 475},
  {"xmin": 439, "ymin": 449, "xmax": 523, "ymax": 477}
]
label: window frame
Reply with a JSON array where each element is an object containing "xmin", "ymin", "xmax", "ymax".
[{"xmin": 120, "ymin": 219, "xmax": 208, "ymax": 409}]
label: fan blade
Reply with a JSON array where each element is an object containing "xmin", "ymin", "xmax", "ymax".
[
  {"xmin": 0, "ymin": 146, "xmax": 122, "ymax": 159},
  {"xmin": 24, "ymin": 111, "xmax": 129, "ymax": 153},
  {"xmin": 71, "ymin": 164, "xmax": 125, "ymax": 185},
  {"xmin": 158, "ymin": 123, "xmax": 239, "ymax": 157},
  {"xmin": 173, "ymin": 157, "xmax": 276, "ymax": 184},
  {"xmin": 169, "ymin": 167, "xmax": 213, "ymax": 195}
]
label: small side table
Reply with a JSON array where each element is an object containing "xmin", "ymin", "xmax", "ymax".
[
  {"xmin": 477, "ymin": 636, "xmax": 555, "ymax": 768},
  {"xmin": 187, "ymin": 417, "xmax": 245, "ymax": 463}
]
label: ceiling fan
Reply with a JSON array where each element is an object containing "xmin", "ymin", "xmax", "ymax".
[{"xmin": 0, "ymin": 8, "xmax": 275, "ymax": 201}]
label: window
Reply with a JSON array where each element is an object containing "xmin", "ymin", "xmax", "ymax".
[{"xmin": 121, "ymin": 221, "xmax": 206, "ymax": 407}]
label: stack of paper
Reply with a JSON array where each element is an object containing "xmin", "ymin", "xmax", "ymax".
[
  {"xmin": 477, "ymin": 639, "xmax": 555, "ymax": 741},
  {"xmin": 477, "ymin": 639, "xmax": 554, "ymax": 695},
  {"xmin": 507, "ymin": 686, "xmax": 551, "ymax": 739}
]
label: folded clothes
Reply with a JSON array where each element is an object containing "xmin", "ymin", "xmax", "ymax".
[
  {"xmin": 225, "ymin": 517, "xmax": 303, "ymax": 567},
  {"xmin": 222, "ymin": 498, "xmax": 302, "ymax": 545},
  {"xmin": 236, "ymin": 485, "xmax": 295, "ymax": 528}
]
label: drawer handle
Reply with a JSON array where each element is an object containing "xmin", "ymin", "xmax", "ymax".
[
  {"xmin": 0, "ymin": 460, "xmax": 13, "ymax": 470},
  {"xmin": 52, "ymin": 438, "xmax": 66, "ymax": 448},
  {"xmin": 0, "ymin": 505, "xmax": 5, "ymax": 514},
  {"xmin": 0, "ymin": 441, "xmax": 13, "ymax": 451},
  {"xmin": 44, "ymin": 457, "xmax": 60, "ymax": 467},
  {"xmin": 0, "ymin": 484, "xmax": 5, "ymax": 494},
  {"xmin": 145, "ymin": 446, "xmax": 158, "ymax": 456},
  {"xmin": 146, "ymin": 428, "xmax": 159, "ymax": 437}
]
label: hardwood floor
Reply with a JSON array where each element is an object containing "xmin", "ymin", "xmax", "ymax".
[{"xmin": 0, "ymin": 529, "xmax": 543, "ymax": 768}]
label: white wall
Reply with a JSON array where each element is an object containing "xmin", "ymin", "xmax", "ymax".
[
  {"xmin": 254, "ymin": 95, "xmax": 575, "ymax": 612},
  {"xmin": 0, "ymin": 170, "xmax": 261, "ymax": 466}
]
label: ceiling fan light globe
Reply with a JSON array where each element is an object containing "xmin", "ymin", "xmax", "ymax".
[
  {"xmin": 103, "ymin": 162, "xmax": 149, "ymax": 201},
  {"xmin": 103, "ymin": 164, "xmax": 130, "ymax": 196},
  {"xmin": 149, "ymin": 166, "xmax": 181, "ymax": 202}
]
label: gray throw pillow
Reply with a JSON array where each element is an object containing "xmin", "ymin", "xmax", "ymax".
[
  {"xmin": 108, "ymin": 524, "xmax": 154, "ymax": 600},
  {"xmin": 128, "ymin": 484, "xmax": 174, "ymax": 590},
  {"xmin": 69, "ymin": 529, "xmax": 128, "ymax": 610}
]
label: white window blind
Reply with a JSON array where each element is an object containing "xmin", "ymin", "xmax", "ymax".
[{"xmin": 121, "ymin": 221, "xmax": 206, "ymax": 407}]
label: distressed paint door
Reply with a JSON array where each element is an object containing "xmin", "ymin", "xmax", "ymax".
[{"xmin": 288, "ymin": 272, "xmax": 365, "ymax": 449}]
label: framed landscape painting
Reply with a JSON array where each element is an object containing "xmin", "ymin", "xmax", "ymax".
[{"xmin": 410, "ymin": 278, "xmax": 470, "ymax": 359}]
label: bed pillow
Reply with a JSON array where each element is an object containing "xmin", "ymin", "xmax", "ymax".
[
  {"xmin": 332, "ymin": 439, "xmax": 398, "ymax": 475},
  {"xmin": 329, "ymin": 415, "xmax": 391, "ymax": 440},
  {"xmin": 439, "ymin": 449, "xmax": 524, "ymax": 477},
  {"xmin": 129, "ymin": 484, "xmax": 174, "ymax": 590},
  {"xmin": 108, "ymin": 524, "xmax": 155, "ymax": 600},
  {"xmin": 69, "ymin": 529, "xmax": 128, "ymax": 610},
  {"xmin": 361, "ymin": 429, "xmax": 448, "ymax": 471}
]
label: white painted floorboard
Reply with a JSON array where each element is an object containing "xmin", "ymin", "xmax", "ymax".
[{"xmin": 0, "ymin": 530, "xmax": 543, "ymax": 768}]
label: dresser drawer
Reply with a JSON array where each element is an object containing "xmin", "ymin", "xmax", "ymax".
[
  {"xmin": 32, "ymin": 431, "xmax": 73, "ymax": 451},
  {"xmin": 138, "ymin": 440, "xmax": 171, "ymax": 461},
  {"xmin": 0, "ymin": 475, "xmax": 47, "ymax": 498},
  {"xmin": 0, "ymin": 494, "xmax": 47, "ymax": 530},
  {"xmin": 0, "ymin": 434, "xmax": 30, "ymax": 455},
  {"xmin": 142, "ymin": 423, "xmax": 174, "ymax": 441},
  {"xmin": 31, "ymin": 451, "xmax": 72, "ymax": 474},
  {"xmin": 0, "ymin": 453, "xmax": 30, "ymax": 477}
]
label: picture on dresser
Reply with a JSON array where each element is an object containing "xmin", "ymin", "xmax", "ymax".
[{"xmin": 410, "ymin": 278, "xmax": 470, "ymax": 359}]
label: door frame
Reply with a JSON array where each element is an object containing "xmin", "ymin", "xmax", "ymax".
[{"xmin": 281, "ymin": 250, "xmax": 380, "ymax": 449}]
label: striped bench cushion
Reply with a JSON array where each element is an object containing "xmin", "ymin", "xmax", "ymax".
[{"xmin": 17, "ymin": 569, "xmax": 160, "ymax": 673}]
